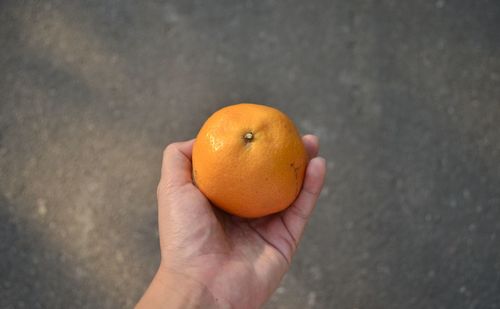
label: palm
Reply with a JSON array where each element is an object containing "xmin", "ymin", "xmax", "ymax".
[
  {"xmin": 159, "ymin": 184, "xmax": 292, "ymax": 307},
  {"xmin": 156, "ymin": 136, "xmax": 325, "ymax": 308}
]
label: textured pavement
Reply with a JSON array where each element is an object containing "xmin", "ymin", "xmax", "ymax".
[{"xmin": 1, "ymin": 1, "xmax": 500, "ymax": 308}]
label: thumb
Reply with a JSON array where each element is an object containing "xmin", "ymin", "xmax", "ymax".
[
  {"xmin": 157, "ymin": 140, "xmax": 195, "ymax": 196},
  {"xmin": 156, "ymin": 139, "xmax": 222, "ymax": 256}
]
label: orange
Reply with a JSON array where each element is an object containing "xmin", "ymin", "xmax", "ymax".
[{"xmin": 192, "ymin": 103, "xmax": 307, "ymax": 218}]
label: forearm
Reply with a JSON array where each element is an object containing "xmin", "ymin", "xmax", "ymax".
[{"xmin": 136, "ymin": 264, "xmax": 224, "ymax": 309}]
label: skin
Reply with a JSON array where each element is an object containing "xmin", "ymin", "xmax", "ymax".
[{"xmin": 136, "ymin": 135, "xmax": 326, "ymax": 309}]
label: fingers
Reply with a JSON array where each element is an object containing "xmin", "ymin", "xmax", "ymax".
[
  {"xmin": 159, "ymin": 139, "xmax": 195, "ymax": 192},
  {"xmin": 302, "ymin": 134, "xmax": 319, "ymax": 159},
  {"xmin": 282, "ymin": 156, "xmax": 326, "ymax": 244}
]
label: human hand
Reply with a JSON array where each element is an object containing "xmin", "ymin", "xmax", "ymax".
[{"xmin": 136, "ymin": 135, "xmax": 326, "ymax": 309}]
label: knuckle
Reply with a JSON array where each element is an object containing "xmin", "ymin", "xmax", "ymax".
[
  {"xmin": 157, "ymin": 179, "xmax": 174, "ymax": 195},
  {"xmin": 163, "ymin": 143, "xmax": 178, "ymax": 157},
  {"xmin": 303, "ymin": 183, "xmax": 321, "ymax": 197},
  {"xmin": 157, "ymin": 178, "xmax": 184, "ymax": 198},
  {"xmin": 290, "ymin": 205, "xmax": 309, "ymax": 221}
]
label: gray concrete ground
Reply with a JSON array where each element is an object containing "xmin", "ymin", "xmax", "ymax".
[{"xmin": 1, "ymin": 0, "xmax": 500, "ymax": 308}]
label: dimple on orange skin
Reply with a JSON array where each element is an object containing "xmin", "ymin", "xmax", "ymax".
[{"xmin": 192, "ymin": 103, "xmax": 307, "ymax": 218}]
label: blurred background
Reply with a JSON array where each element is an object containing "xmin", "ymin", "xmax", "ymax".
[{"xmin": 1, "ymin": 0, "xmax": 499, "ymax": 308}]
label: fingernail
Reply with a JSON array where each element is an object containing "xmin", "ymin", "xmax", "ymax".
[{"xmin": 316, "ymin": 156, "xmax": 326, "ymax": 165}]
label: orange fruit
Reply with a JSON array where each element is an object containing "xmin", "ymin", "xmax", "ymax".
[{"xmin": 192, "ymin": 103, "xmax": 307, "ymax": 218}]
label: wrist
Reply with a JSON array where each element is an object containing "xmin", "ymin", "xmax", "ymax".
[
  {"xmin": 157, "ymin": 264, "xmax": 216, "ymax": 308},
  {"xmin": 136, "ymin": 263, "xmax": 229, "ymax": 309}
]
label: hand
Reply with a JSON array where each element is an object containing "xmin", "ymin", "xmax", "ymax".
[{"xmin": 136, "ymin": 135, "xmax": 326, "ymax": 309}]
